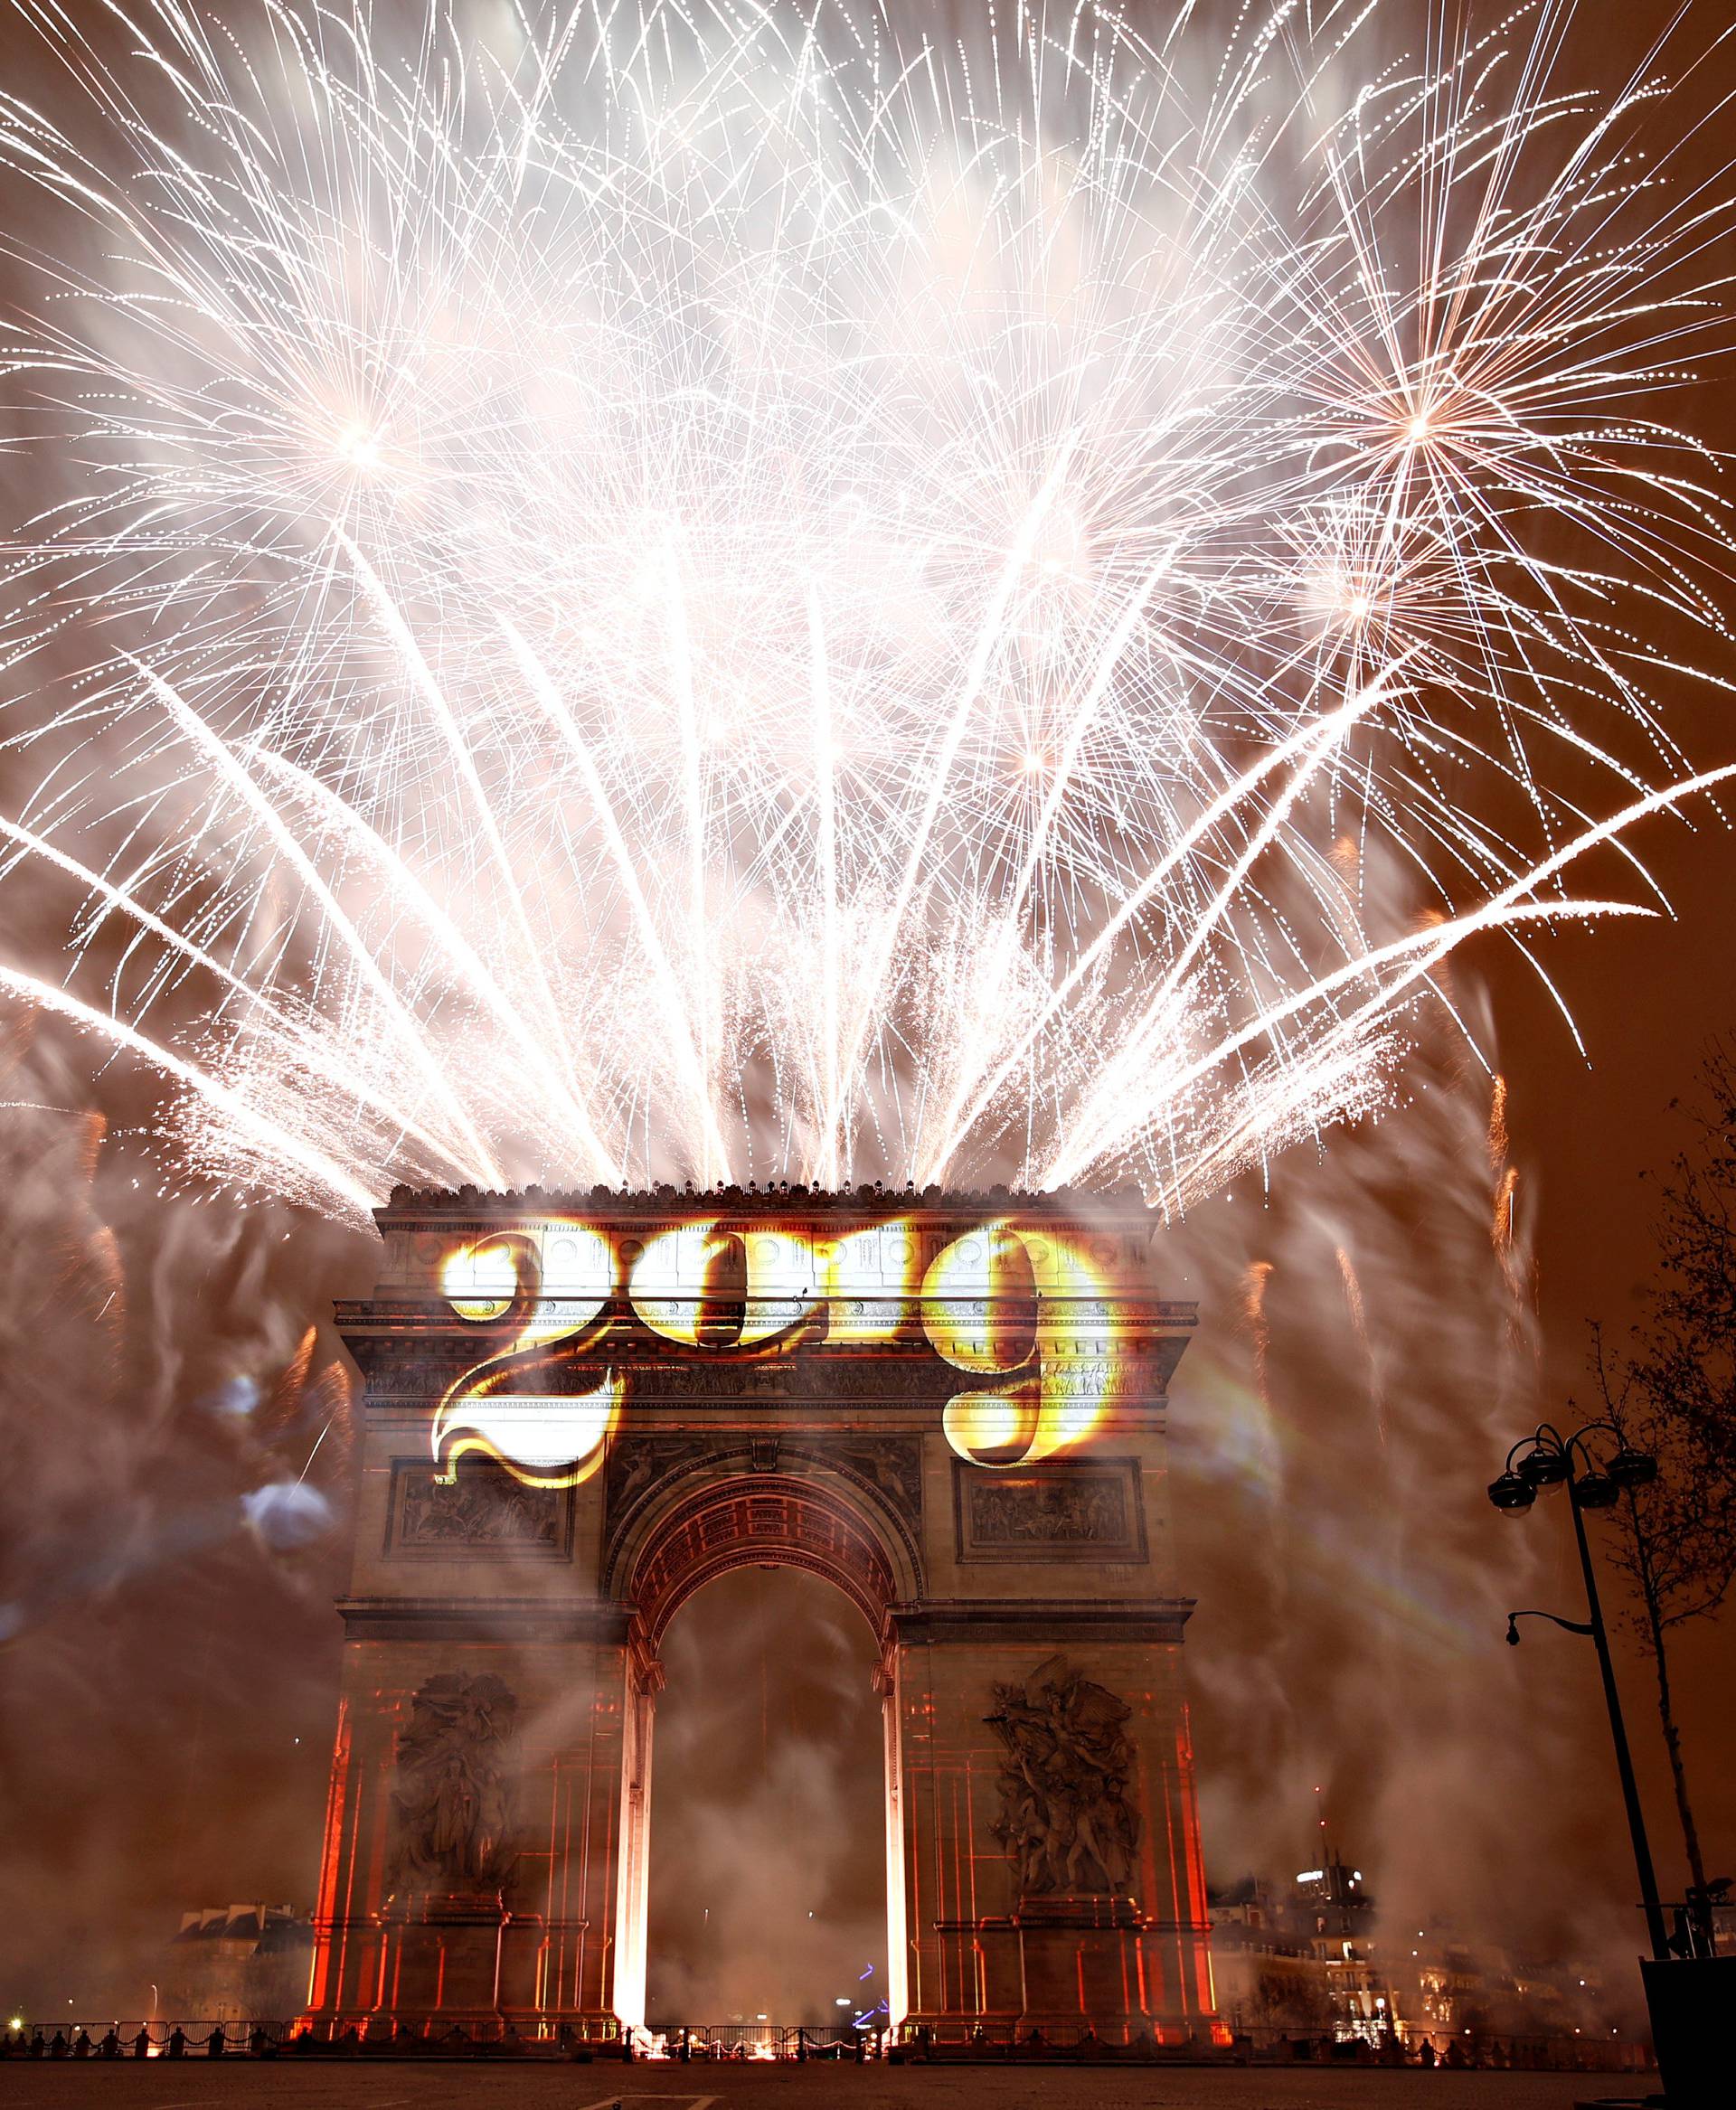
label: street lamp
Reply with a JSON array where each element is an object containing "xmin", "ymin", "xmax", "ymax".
[
  {"xmin": 1486, "ymin": 1418, "xmax": 1666, "ymax": 1961},
  {"xmin": 1487, "ymin": 1418, "xmax": 1736, "ymax": 2102}
]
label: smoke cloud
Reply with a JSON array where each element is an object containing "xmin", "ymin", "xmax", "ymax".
[
  {"xmin": 1168, "ymin": 991, "xmax": 1649, "ymax": 2012},
  {"xmin": 645, "ymin": 1568, "xmax": 887, "ymax": 2030},
  {"xmin": 0, "ymin": 1026, "xmax": 363, "ymax": 2017}
]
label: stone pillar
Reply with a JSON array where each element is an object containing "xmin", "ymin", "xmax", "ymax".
[
  {"xmin": 891, "ymin": 1615, "xmax": 1215, "ymax": 2045},
  {"xmin": 609, "ymin": 1650, "xmax": 661, "ymax": 2030},
  {"xmin": 305, "ymin": 1611, "xmax": 634, "ymax": 2036},
  {"xmin": 878, "ymin": 1655, "xmax": 910, "ymax": 2027}
]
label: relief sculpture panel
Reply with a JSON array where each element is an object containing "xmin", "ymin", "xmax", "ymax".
[
  {"xmin": 986, "ymin": 1655, "xmax": 1140, "ymax": 1898},
  {"xmin": 954, "ymin": 1457, "xmax": 1146, "ymax": 1562},
  {"xmin": 389, "ymin": 1457, "xmax": 572, "ymax": 1558},
  {"xmin": 813, "ymin": 1436, "xmax": 923, "ymax": 1530},
  {"xmin": 388, "ymin": 1672, "xmax": 520, "ymax": 1894}
]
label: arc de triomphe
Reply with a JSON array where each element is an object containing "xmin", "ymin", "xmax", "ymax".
[{"xmin": 305, "ymin": 1186, "xmax": 1217, "ymax": 2044}]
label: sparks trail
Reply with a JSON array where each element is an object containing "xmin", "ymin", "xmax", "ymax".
[{"xmin": 0, "ymin": 0, "xmax": 1730, "ymax": 1223}]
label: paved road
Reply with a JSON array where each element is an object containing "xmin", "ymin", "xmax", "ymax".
[{"xmin": 0, "ymin": 2062, "xmax": 1650, "ymax": 2110}]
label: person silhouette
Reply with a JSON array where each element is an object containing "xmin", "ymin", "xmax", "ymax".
[{"xmin": 167, "ymin": 2026, "xmax": 186, "ymax": 2058}]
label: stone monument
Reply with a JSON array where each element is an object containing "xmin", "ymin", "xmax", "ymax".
[{"xmin": 304, "ymin": 1186, "xmax": 1216, "ymax": 2043}]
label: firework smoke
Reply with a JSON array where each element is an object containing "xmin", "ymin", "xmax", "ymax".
[
  {"xmin": 1, "ymin": 0, "xmax": 1732, "ymax": 2028},
  {"xmin": 1169, "ymin": 995, "xmax": 1674, "ymax": 2002},
  {"xmin": 0, "ymin": 1018, "xmax": 357, "ymax": 2011},
  {"xmin": 643, "ymin": 1568, "xmax": 886, "ymax": 2030}
]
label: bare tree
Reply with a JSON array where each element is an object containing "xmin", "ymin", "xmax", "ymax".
[
  {"xmin": 1590, "ymin": 1040, "xmax": 1736, "ymax": 1897},
  {"xmin": 1591, "ymin": 1333, "xmax": 1729, "ymax": 1896}
]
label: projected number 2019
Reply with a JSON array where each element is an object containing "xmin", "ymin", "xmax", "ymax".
[{"xmin": 431, "ymin": 1218, "xmax": 1123, "ymax": 1488}]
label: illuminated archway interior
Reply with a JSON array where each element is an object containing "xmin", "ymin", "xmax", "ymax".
[
  {"xmin": 611, "ymin": 1475, "xmax": 903, "ymax": 2033},
  {"xmin": 644, "ymin": 1567, "xmax": 888, "ymax": 2032}
]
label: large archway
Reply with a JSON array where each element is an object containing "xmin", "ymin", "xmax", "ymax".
[
  {"xmin": 644, "ymin": 1566, "xmax": 887, "ymax": 2030},
  {"xmin": 608, "ymin": 1465, "xmax": 914, "ymax": 2030},
  {"xmin": 618, "ymin": 1470, "xmax": 905, "ymax": 1646}
]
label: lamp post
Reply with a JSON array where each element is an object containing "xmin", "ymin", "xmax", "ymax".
[
  {"xmin": 1486, "ymin": 1418, "xmax": 1667, "ymax": 1961},
  {"xmin": 1484, "ymin": 1418, "xmax": 1736, "ymax": 2103}
]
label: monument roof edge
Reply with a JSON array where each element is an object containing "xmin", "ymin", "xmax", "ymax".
[{"xmin": 373, "ymin": 1181, "xmax": 1170, "ymax": 1229}]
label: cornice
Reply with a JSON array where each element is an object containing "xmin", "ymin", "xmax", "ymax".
[
  {"xmin": 373, "ymin": 1181, "xmax": 1164, "ymax": 1229},
  {"xmin": 886, "ymin": 1596, "xmax": 1196, "ymax": 1646},
  {"xmin": 333, "ymin": 1591, "xmax": 1196, "ymax": 1648},
  {"xmin": 335, "ymin": 1595, "xmax": 634, "ymax": 1644}
]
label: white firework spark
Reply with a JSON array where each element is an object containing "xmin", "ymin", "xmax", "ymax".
[{"xmin": 0, "ymin": 0, "xmax": 1731, "ymax": 1227}]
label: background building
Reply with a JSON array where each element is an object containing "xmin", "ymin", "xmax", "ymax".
[
  {"xmin": 166, "ymin": 1904, "xmax": 313, "ymax": 2023},
  {"xmin": 1207, "ymin": 1854, "xmax": 1631, "ymax": 2062}
]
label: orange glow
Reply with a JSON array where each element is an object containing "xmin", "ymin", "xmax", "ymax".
[
  {"xmin": 304, "ymin": 1701, "xmax": 351, "ymax": 2020},
  {"xmin": 1487, "ymin": 1073, "xmax": 1510, "ymax": 1169}
]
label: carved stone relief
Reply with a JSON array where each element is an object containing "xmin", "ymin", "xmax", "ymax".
[
  {"xmin": 603, "ymin": 1434, "xmax": 715, "ymax": 1520},
  {"xmin": 954, "ymin": 1459, "xmax": 1146, "ymax": 1562},
  {"xmin": 604, "ymin": 1432, "xmax": 922, "ymax": 1531},
  {"xmin": 388, "ymin": 1673, "xmax": 519, "ymax": 1892},
  {"xmin": 389, "ymin": 1459, "xmax": 571, "ymax": 1557},
  {"xmin": 986, "ymin": 1654, "xmax": 1140, "ymax": 1897},
  {"xmin": 600, "ymin": 1431, "xmax": 925, "ymax": 1599},
  {"xmin": 819, "ymin": 1437, "xmax": 923, "ymax": 1529}
]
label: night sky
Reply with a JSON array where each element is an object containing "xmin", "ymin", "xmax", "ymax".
[{"xmin": 1, "ymin": 0, "xmax": 1733, "ymax": 2028}]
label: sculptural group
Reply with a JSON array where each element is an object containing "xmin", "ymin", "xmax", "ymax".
[{"xmin": 987, "ymin": 1655, "xmax": 1140, "ymax": 1898}]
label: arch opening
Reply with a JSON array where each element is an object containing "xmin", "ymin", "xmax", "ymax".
[
  {"xmin": 643, "ymin": 1567, "xmax": 888, "ymax": 2033},
  {"xmin": 612, "ymin": 1470, "xmax": 907, "ymax": 2038}
]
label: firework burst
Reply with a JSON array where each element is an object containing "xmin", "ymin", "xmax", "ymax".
[{"xmin": 0, "ymin": 0, "xmax": 1731, "ymax": 1224}]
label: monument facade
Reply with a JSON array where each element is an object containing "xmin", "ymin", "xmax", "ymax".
[{"xmin": 305, "ymin": 1186, "xmax": 1216, "ymax": 2042}]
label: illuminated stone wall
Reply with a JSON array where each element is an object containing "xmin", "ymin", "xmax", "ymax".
[{"xmin": 305, "ymin": 1187, "xmax": 1215, "ymax": 2044}]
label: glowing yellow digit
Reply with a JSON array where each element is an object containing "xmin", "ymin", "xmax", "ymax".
[
  {"xmin": 440, "ymin": 1238, "xmax": 519, "ymax": 1320},
  {"xmin": 928, "ymin": 1222, "xmax": 1118, "ymax": 1467},
  {"xmin": 627, "ymin": 1221, "xmax": 819, "ymax": 1348},
  {"xmin": 815, "ymin": 1220, "xmax": 922, "ymax": 1342},
  {"xmin": 433, "ymin": 1222, "xmax": 618, "ymax": 1487},
  {"xmin": 738, "ymin": 1229, "xmax": 821, "ymax": 1344}
]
